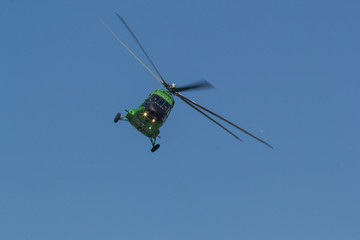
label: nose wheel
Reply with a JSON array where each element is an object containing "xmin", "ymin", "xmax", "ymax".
[
  {"xmin": 150, "ymin": 137, "xmax": 160, "ymax": 152},
  {"xmin": 151, "ymin": 144, "xmax": 160, "ymax": 152}
]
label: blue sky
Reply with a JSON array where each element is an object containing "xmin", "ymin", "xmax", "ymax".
[{"xmin": 1, "ymin": 0, "xmax": 359, "ymax": 239}]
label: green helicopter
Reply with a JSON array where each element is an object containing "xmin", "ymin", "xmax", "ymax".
[{"xmin": 98, "ymin": 14, "xmax": 273, "ymax": 152}]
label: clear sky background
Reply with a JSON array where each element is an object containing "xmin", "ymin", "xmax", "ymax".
[{"xmin": 1, "ymin": 0, "xmax": 359, "ymax": 239}]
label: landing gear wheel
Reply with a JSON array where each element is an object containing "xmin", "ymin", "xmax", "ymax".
[
  {"xmin": 114, "ymin": 112, "xmax": 121, "ymax": 123},
  {"xmin": 151, "ymin": 144, "xmax": 160, "ymax": 152}
]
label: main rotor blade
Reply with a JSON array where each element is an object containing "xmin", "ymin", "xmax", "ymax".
[
  {"xmin": 178, "ymin": 95, "xmax": 243, "ymax": 142},
  {"xmin": 95, "ymin": 13, "xmax": 164, "ymax": 85},
  {"xmin": 176, "ymin": 93, "xmax": 273, "ymax": 149},
  {"xmin": 116, "ymin": 13, "xmax": 168, "ymax": 87},
  {"xmin": 173, "ymin": 80, "xmax": 215, "ymax": 92}
]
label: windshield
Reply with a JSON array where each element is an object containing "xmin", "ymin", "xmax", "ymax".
[{"xmin": 144, "ymin": 94, "xmax": 172, "ymax": 115}]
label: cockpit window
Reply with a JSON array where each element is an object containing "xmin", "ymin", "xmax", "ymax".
[
  {"xmin": 152, "ymin": 95, "xmax": 159, "ymax": 101},
  {"xmin": 146, "ymin": 94, "xmax": 172, "ymax": 115},
  {"xmin": 150, "ymin": 95, "xmax": 169, "ymax": 107}
]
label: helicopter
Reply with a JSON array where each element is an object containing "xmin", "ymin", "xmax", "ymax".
[{"xmin": 97, "ymin": 13, "xmax": 273, "ymax": 152}]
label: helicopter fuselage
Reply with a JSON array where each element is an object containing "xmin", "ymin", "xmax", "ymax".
[{"xmin": 125, "ymin": 89, "xmax": 175, "ymax": 138}]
